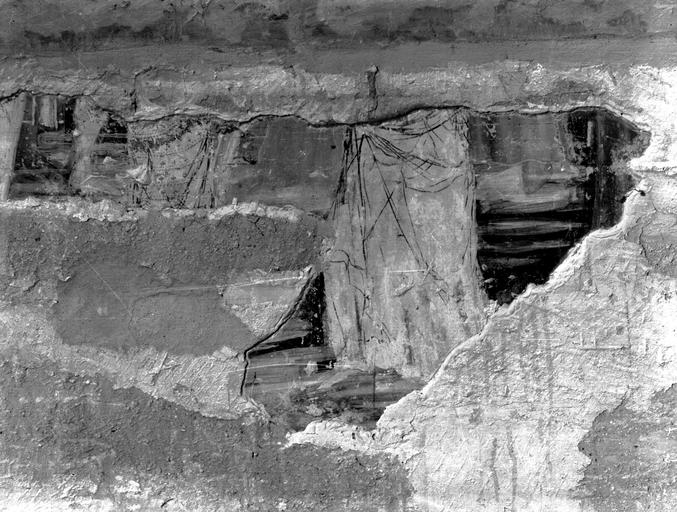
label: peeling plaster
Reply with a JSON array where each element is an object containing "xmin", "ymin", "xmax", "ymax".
[
  {"xmin": 289, "ymin": 176, "xmax": 677, "ymax": 511},
  {"xmin": 0, "ymin": 18, "xmax": 677, "ymax": 509}
]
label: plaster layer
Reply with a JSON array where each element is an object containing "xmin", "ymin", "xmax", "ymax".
[
  {"xmin": 0, "ymin": 11, "xmax": 677, "ymax": 509},
  {"xmin": 0, "ymin": 199, "xmax": 325, "ymax": 420},
  {"xmin": 283, "ymin": 43, "xmax": 677, "ymax": 512},
  {"xmin": 327, "ymin": 109, "xmax": 485, "ymax": 378},
  {"xmin": 291, "ymin": 174, "xmax": 677, "ymax": 511},
  {"xmin": 0, "ymin": 0, "xmax": 673, "ymax": 50}
]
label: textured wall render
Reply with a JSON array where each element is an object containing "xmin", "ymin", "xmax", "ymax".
[
  {"xmin": 0, "ymin": 0, "xmax": 675, "ymax": 50},
  {"xmin": 0, "ymin": 4, "xmax": 677, "ymax": 510},
  {"xmin": 289, "ymin": 86, "xmax": 677, "ymax": 512}
]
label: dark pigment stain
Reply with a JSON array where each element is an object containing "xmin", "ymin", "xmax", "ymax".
[
  {"xmin": 468, "ymin": 108, "xmax": 649, "ymax": 304},
  {"xmin": 0, "ymin": 358, "xmax": 411, "ymax": 511}
]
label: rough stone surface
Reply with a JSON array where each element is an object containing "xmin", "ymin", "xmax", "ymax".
[{"xmin": 1, "ymin": 2, "xmax": 677, "ymax": 511}]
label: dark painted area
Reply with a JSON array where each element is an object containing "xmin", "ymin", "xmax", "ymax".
[
  {"xmin": 22, "ymin": 23, "xmax": 159, "ymax": 51},
  {"xmin": 577, "ymin": 385, "xmax": 677, "ymax": 512},
  {"xmin": 12, "ymin": 95, "xmax": 75, "ymax": 197},
  {"xmin": 245, "ymin": 273, "xmax": 423, "ymax": 429},
  {"xmin": 469, "ymin": 108, "xmax": 648, "ymax": 304},
  {"xmin": 68, "ymin": 111, "xmax": 134, "ymax": 199},
  {"xmin": 359, "ymin": 6, "xmax": 471, "ymax": 42},
  {"xmin": 124, "ymin": 116, "xmax": 344, "ymax": 213},
  {"xmin": 248, "ymin": 356, "xmax": 423, "ymax": 429},
  {"xmin": 9, "ymin": 108, "xmax": 644, "ymax": 232},
  {"xmin": 567, "ymin": 109, "xmax": 641, "ymax": 228},
  {"xmin": 90, "ymin": 115, "xmax": 131, "ymax": 180},
  {"xmin": 0, "ymin": 358, "xmax": 411, "ymax": 510},
  {"xmin": 277, "ymin": 368, "xmax": 423, "ymax": 429},
  {"xmin": 10, "ymin": 114, "xmax": 345, "ymax": 213},
  {"xmin": 246, "ymin": 273, "xmax": 330, "ymax": 374},
  {"xmin": 6, "ymin": 108, "xmax": 649, "ymax": 342},
  {"xmin": 11, "ymin": 95, "xmax": 131, "ymax": 200}
]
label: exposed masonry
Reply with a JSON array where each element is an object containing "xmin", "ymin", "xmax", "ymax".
[{"xmin": 0, "ymin": 96, "xmax": 649, "ymax": 428}]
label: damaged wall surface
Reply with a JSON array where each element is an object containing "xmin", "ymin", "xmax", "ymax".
[
  {"xmin": 1, "ymin": 0, "xmax": 676, "ymax": 50},
  {"xmin": 0, "ymin": 2, "xmax": 677, "ymax": 511},
  {"xmin": 327, "ymin": 109, "xmax": 485, "ymax": 379}
]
